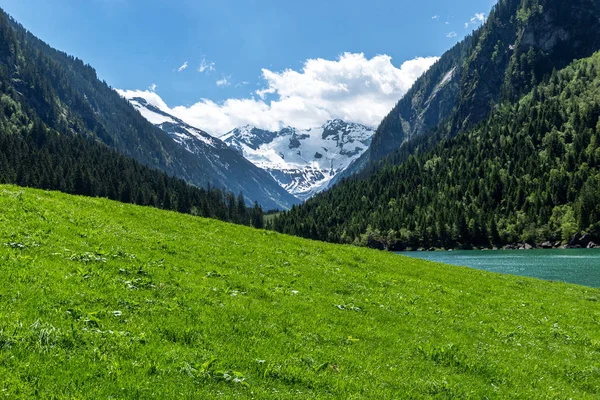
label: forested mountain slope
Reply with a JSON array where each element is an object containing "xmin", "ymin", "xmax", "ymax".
[
  {"xmin": 0, "ymin": 9, "xmax": 266, "ymax": 226},
  {"xmin": 273, "ymin": 51, "xmax": 600, "ymax": 249},
  {"xmin": 0, "ymin": 119, "xmax": 264, "ymax": 226},
  {"xmin": 352, "ymin": 0, "xmax": 600, "ymax": 177},
  {"xmin": 0, "ymin": 9, "xmax": 298, "ymax": 210},
  {"xmin": 331, "ymin": 36, "xmax": 473, "ymax": 185}
]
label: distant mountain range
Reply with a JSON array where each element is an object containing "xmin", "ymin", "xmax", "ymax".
[
  {"xmin": 126, "ymin": 94, "xmax": 376, "ymax": 201},
  {"xmin": 220, "ymin": 121, "xmax": 375, "ymax": 200},
  {"xmin": 122, "ymin": 94, "xmax": 300, "ymax": 210}
]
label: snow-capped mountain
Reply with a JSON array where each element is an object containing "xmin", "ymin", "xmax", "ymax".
[
  {"xmin": 220, "ymin": 120, "xmax": 375, "ymax": 200},
  {"xmin": 127, "ymin": 96, "xmax": 223, "ymax": 152},
  {"xmin": 123, "ymin": 94, "xmax": 300, "ymax": 210}
]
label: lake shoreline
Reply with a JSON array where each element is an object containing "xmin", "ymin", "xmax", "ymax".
[
  {"xmin": 390, "ymin": 233, "xmax": 600, "ymax": 253},
  {"xmin": 396, "ymin": 243, "xmax": 600, "ymax": 253},
  {"xmin": 399, "ymin": 248, "xmax": 600, "ymax": 288}
]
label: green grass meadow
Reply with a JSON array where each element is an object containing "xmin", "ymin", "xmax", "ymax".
[{"xmin": 0, "ymin": 185, "xmax": 599, "ymax": 398}]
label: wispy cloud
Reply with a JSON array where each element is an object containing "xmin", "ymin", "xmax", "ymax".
[
  {"xmin": 432, "ymin": 15, "xmax": 439, "ymax": 20},
  {"xmin": 148, "ymin": 83, "xmax": 157, "ymax": 92},
  {"xmin": 198, "ymin": 57, "xmax": 216, "ymax": 73},
  {"xmin": 216, "ymin": 76, "xmax": 231, "ymax": 87},
  {"xmin": 471, "ymin": 13, "xmax": 485, "ymax": 23},
  {"xmin": 465, "ymin": 12, "xmax": 486, "ymax": 29},
  {"xmin": 446, "ymin": 31, "xmax": 457, "ymax": 38},
  {"xmin": 177, "ymin": 61, "xmax": 188, "ymax": 72}
]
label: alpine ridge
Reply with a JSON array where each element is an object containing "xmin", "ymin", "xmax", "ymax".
[
  {"xmin": 220, "ymin": 120, "xmax": 375, "ymax": 200},
  {"xmin": 345, "ymin": 0, "xmax": 600, "ymax": 179},
  {"xmin": 121, "ymin": 93, "xmax": 301, "ymax": 210}
]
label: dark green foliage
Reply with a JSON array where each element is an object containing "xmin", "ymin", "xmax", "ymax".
[
  {"xmin": 0, "ymin": 110, "xmax": 258, "ymax": 224},
  {"xmin": 273, "ymin": 51, "xmax": 600, "ymax": 249},
  {"xmin": 251, "ymin": 201, "xmax": 265, "ymax": 229}
]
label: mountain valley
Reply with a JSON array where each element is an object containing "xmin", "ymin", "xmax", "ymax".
[{"xmin": 2, "ymin": 0, "xmax": 600, "ymax": 398}]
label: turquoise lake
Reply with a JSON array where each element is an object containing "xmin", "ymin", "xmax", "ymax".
[{"xmin": 401, "ymin": 248, "xmax": 600, "ymax": 288}]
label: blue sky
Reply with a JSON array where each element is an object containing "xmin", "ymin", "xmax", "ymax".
[{"xmin": 1, "ymin": 0, "xmax": 495, "ymax": 134}]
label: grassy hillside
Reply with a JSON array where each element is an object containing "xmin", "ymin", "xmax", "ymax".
[{"xmin": 0, "ymin": 185, "xmax": 599, "ymax": 399}]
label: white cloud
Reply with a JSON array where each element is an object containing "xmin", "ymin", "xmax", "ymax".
[
  {"xmin": 471, "ymin": 13, "xmax": 485, "ymax": 23},
  {"xmin": 118, "ymin": 88, "xmax": 170, "ymax": 113},
  {"xmin": 120, "ymin": 53, "xmax": 438, "ymax": 136},
  {"xmin": 446, "ymin": 31, "xmax": 457, "ymax": 38},
  {"xmin": 216, "ymin": 76, "xmax": 231, "ymax": 87},
  {"xmin": 177, "ymin": 61, "xmax": 188, "ymax": 72},
  {"xmin": 432, "ymin": 15, "xmax": 439, "ymax": 20},
  {"xmin": 465, "ymin": 12, "xmax": 486, "ymax": 28},
  {"xmin": 148, "ymin": 83, "xmax": 157, "ymax": 92},
  {"xmin": 464, "ymin": 12, "xmax": 486, "ymax": 29},
  {"xmin": 198, "ymin": 57, "xmax": 216, "ymax": 73}
]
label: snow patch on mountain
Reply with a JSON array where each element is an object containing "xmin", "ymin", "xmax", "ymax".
[
  {"xmin": 126, "ymin": 95, "xmax": 223, "ymax": 151},
  {"xmin": 221, "ymin": 120, "xmax": 375, "ymax": 200},
  {"xmin": 120, "ymin": 89, "xmax": 373, "ymax": 202}
]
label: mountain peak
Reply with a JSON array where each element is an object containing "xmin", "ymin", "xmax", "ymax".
[
  {"xmin": 222, "ymin": 125, "xmax": 280, "ymax": 150},
  {"xmin": 237, "ymin": 124, "xmax": 259, "ymax": 132},
  {"xmin": 221, "ymin": 120, "xmax": 375, "ymax": 200},
  {"xmin": 323, "ymin": 119, "xmax": 371, "ymax": 131},
  {"xmin": 324, "ymin": 118, "xmax": 346, "ymax": 126},
  {"xmin": 120, "ymin": 92, "xmax": 300, "ymax": 209}
]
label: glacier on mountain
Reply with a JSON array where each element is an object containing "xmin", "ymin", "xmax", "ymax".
[{"xmin": 221, "ymin": 120, "xmax": 375, "ymax": 200}]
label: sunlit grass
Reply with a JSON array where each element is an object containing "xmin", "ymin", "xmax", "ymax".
[{"xmin": 0, "ymin": 185, "xmax": 599, "ymax": 398}]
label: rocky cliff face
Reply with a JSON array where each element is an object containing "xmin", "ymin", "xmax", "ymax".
[
  {"xmin": 367, "ymin": 37, "xmax": 472, "ymax": 163},
  {"xmin": 454, "ymin": 0, "xmax": 600, "ymax": 133},
  {"xmin": 367, "ymin": 0, "xmax": 600, "ymax": 168}
]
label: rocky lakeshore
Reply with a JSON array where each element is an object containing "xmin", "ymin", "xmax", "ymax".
[{"xmin": 388, "ymin": 233, "xmax": 600, "ymax": 252}]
